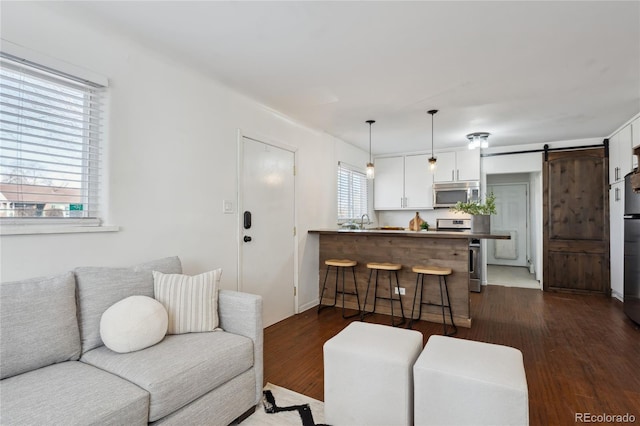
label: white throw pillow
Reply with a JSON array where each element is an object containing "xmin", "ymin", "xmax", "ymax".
[
  {"xmin": 100, "ymin": 295, "xmax": 168, "ymax": 353},
  {"xmin": 153, "ymin": 269, "xmax": 221, "ymax": 334}
]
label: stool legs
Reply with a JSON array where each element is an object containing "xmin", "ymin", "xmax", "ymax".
[
  {"xmin": 361, "ymin": 269, "xmax": 406, "ymax": 327},
  {"xmin": 439, "ymin": 275, "xmax": 457, "ymax": 336},
  {"xmin": 408, "ymin": 273, "xmax": 425, "ymax": 329},
  {"xmin": 318, "ymin": 265, "xmax": 361, "ymax": 319},
  {"xmin": 408, "ymin": 273, "xmax": 457, "ymax": 336}
]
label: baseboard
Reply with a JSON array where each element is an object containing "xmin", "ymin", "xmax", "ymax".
[
  {"xmin": 298, "ymin": 298, "xmax": 319, "ymax": 313},
  {"xmin": 612, "ymin": 290, "xmax": 624, "ymax": 302}
]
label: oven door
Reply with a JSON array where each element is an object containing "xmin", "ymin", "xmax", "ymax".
[{"xmin": 469, "ymin": 243, "xmax": 481, "ymax": 292}]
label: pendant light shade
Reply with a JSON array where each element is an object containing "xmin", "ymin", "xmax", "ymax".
[
  {"xmin": 428, "ymin": 110, "xmax": 438, "ymax": 171},
  {"xmin": 467, "ymin": 132, "xmax": 490, "ymax": 150},
  {"xmin": 366, "ymin": 120, "xmax": 375, "ymax": 179}
]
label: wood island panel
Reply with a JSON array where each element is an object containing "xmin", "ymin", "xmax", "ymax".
[{"xmin": 317, "ymin": 233, "xmax": 472, "ymax": 328}]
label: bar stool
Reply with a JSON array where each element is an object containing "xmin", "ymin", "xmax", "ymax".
[
  {"xmin": 408, "ymin": 265, "xmax": 457, "ymax": 336},
  {"xmin": 361, "ymin": 262, "xmax": 406, "ymax": 327},
  {"xmin": 318, "ymin": 259, "xmax": 361, "ymax": 319}
]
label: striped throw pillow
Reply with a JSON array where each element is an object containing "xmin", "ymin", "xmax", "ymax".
[{"xmin": 152, "ymin": 269, "xmax": 221, "ymax": 334}]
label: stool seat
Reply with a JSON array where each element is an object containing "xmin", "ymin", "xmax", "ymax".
[
  {"xmin": 325, "ymin": 259, "xmax": 357, "ymax": 267},
  {"xmin": 367, "ymin": 262, "xmax": 402, "ymax": 271},
  {"xmin": 412, "ymin": 266, "xmax": 452, "ymax": 276}
]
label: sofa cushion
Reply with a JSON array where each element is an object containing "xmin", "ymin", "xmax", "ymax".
[
  {"xmin": 100, "ymin": 295, "xmax": 168, "ymax": 353},
  {"xmin": 75, "ymin": 256, "xmax": 182, "ymax": 353},
  {"xmin": 81, "ymin": 331, "xmax": 254, "ymax": 422},
  {"xmin": 153, "ymin": 269, "xmax": 221, "ymax": 334},
  {"xmin": 0, "ymin": 361, "xmax": 149, "ymax": 426},
  {"xmin": 0, "ymin": 272, "xmax": 80, "ymax": 379}
]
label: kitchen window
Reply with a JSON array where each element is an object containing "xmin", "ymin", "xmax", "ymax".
[
  {"xmin": 0, "ymin": 52, "xmax": 107, "ymax": 228},
  {"xmin": 337, "ymin": 161, "xmax": 369, "ymax": 223}
]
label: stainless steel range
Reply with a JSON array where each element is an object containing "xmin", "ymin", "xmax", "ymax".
[{"xmin": 437, "ymin": 218, "xmax": 482, "ymax": 292}]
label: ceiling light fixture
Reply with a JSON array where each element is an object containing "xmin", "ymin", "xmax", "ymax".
[
  {"xmin": 467, "ymin": 132, "xmax": 490, "ymax": 150},
  {"xmin": 427, "ymin": 110, "xmax": 438, "ymax": 171},
  {"xmin": 366, "ymin": 120, "xmax": 376, "ymax": 179}
]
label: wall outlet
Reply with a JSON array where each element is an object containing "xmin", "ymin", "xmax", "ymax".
[{"xmin": 394, "ymin": 287, "xmax": 406, "ymax": 295}]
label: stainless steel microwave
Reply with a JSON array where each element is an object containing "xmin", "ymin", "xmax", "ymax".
[{"xmin": 433, "ymin": 181, "xmax": 480, "ymax": 208}]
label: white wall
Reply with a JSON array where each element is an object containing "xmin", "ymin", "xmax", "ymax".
[{"xmin": 0, "ymin": 2, "xmax": 368, "ymax": 312}]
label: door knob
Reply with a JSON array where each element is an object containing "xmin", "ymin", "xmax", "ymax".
[{"xmin": 243, "ymin": 236, "xmax": 252, "ymax": 242}]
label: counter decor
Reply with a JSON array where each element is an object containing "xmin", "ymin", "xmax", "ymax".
[{"xmin": 451, "ymin": 192, "xmax": 497, "ymax": 233}]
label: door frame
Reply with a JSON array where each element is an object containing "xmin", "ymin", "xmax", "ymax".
[{"xmin": 236, "ymin": 128, "xmax": 299, "ymax": 314}]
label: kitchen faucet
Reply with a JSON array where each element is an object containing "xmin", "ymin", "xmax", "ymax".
[{"xmin": 360, "ymin": 214, "xmax": 371, "ymax": 229}]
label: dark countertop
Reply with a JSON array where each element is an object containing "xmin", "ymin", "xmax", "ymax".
[{"xmin": 308, "ymin": 229, "xmax": 510, "ymax": 239}]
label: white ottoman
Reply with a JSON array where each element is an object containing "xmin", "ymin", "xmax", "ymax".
[
  {"xmin": 323, "ymin": 322, "xmax": 423, "ymax": 426},
  {"xmin": 414, "ymin": 335, "xmax": 529, "ymax": 426}
]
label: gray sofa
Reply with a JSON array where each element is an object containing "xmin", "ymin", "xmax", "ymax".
[{"xmin": 0, "ymin": 257, "xmax": 263, "ymax": 425}]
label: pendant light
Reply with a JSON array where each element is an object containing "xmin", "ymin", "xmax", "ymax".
[
  {"xmin": 467, "ymin": 132, "xmax": 490, "ymax": 150},
  {"xmin": 427, "ymin": 110, "xmax": 438, "ymax": 171},
  {"xmin": 366, "ymin": 120, "xmax": 376, "ymax": 179}
]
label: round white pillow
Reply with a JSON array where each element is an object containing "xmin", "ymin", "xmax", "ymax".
[{"xmin": 100, "ymin": 295, "xmax": 168, "ymax": 353}]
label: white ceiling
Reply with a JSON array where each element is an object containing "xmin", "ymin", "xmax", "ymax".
[{"xmin": 51, "ymin": 1, "xmax": 640, "ymax": 154}]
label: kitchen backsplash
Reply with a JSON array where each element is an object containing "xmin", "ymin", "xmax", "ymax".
[{"xmin": 377, "ymin": 209, "xmax": 470, "ymax": 229}]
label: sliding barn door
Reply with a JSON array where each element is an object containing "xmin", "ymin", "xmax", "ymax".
[{"xmin": 543, "ymin": 148, "xmax": 610, "ymax": 294}]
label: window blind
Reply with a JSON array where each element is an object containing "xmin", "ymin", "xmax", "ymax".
[
  {"xmin": 0, "ymin": 53, "xmax": 105, "ymax": 222},
  {"xmin": 337, "ymin": 162, "xmax": 368, "ymax": 222}
]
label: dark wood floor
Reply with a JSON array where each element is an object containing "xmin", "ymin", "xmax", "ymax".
[{"xmin": 263, "ymin": 285, "xmax": 640, "ymax": 425}]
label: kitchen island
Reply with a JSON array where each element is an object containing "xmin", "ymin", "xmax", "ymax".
[{"xmin": 308, "ymin": 229, "xmax": 509, "ymax": 328}]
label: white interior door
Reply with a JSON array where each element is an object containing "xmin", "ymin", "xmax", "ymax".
[
  {"xmin": 487, "ymin": 184, "xmax": 528, "ymax": 267},
  {"xmin": 240, "ymin": 136, "xmax": 295, "ymax": 328}
]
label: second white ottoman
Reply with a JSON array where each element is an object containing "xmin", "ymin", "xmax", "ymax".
[
  {"xmin": 414, "ymin": 335, "xmax": 529, "ymax": 426},
  {"xmin": 323, "ymin": 322, "xmax": 423, "ymax": 426}
]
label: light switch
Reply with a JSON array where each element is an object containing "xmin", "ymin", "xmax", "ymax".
[{"xmin": 223, "ymin": 200, "xmax": 235, "ymax": 214}]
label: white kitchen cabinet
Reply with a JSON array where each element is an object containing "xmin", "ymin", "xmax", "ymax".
[
  {"xmin": 404, "ymin": 154, "xmax": 433, "ymax": 209},
  {"xmin": 610, "ymin": 181, "xmax": 625, "ymax": 298},
  {"xmin": 374, "ymin": 156, "xmax": 405, "ymax": 209},
  {"xmin": 433, "ymin": 149, "xmax": 480, "ymax": 183},
  {"xmin": 373, "ymin": 154, "xmax": 433, "ymax": 210},
  {"xmin": 609, "ymin": 124, "xmax": 633, "ymax": 184}
]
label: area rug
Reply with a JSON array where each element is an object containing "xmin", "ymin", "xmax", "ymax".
[{"xmin": 241, "ymin": 383, "xmax": 326, "ymax": 426}]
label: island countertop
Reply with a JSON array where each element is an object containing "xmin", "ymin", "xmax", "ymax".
[
  {"xmin": 309, "ymin": 228, "xmax": 509, "ymax": 328},
  {"xmin": 309, "ymin": 228, "xmax": 510, "ymax": 239}
]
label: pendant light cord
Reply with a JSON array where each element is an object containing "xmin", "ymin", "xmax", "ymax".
[
  {"xmin": 366, "ymin": 120, "xmax": 375, "ymax": 163},
  {"xmin": 428, "ymin": 110, "xmax": 438, "ymax": 158},
  {"xmin": 369, "ymin": 122, "xmax": 372, "ymax": 163},
  {"xmin": 431, "ymin": 114, "xmax": 434, "ymax": 157}
]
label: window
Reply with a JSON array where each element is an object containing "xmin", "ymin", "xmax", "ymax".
[
  {"xmin": 337, "ymin": 162, "xmax": 368, "ymax": 222},
  {"xmin": 0, "ymin": 53, "xmax": 106, "ymax": 224}
]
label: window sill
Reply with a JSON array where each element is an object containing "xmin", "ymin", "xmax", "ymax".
[{"xmin": 0, "ymin": 224, "xmax": 120, "ymax": 236}]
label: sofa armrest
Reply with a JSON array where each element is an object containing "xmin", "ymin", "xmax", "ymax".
[{"xmin": 218, "ymin": 290, "xmax": 263, "ymax": 405}]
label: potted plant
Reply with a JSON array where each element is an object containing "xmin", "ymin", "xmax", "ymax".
[{"xmin": 450, "ymin": 192, "xmax": 497, "ymax": 233}]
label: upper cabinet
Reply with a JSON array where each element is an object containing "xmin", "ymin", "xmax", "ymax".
[
  {"xmin": 404, "ymin": 154, "xmax": 434, "ymax": 208},
  {"xmin": 433, "ymin": 149, "xmax": 480, "ymax": 183},
  {"xmin": 374, "ymin": 156, "xmax": 405, "ymax": 210},
  {"xmin": 374, "ymin": 154, "xmax": 433, "ymax": 210},
  {"xmin": 609, "ymin": 122, "xmax": 634, "ymax": 184}
]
